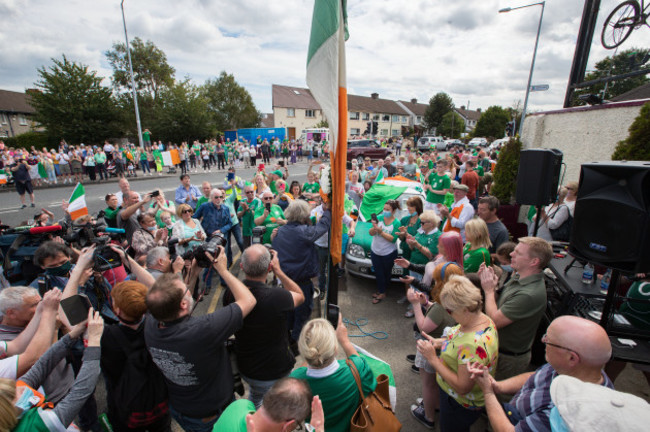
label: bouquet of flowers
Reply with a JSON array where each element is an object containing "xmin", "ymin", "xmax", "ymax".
[{"xmin": 319, "ymin": 164, "xmax": 332, "ymax": 203}]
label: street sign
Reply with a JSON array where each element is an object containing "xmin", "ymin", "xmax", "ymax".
[{"xmin": 530, "ymin": 84, "xmax": 550, "ymax": 92}]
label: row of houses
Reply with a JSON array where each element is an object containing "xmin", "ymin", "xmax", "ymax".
[
  {"xmin": 0, "ymin": 89, "xmax": 35, "ymax": 138},
  {"xmin": 266, "ymin": 84, "xmax": 482, "ymax": 141}
]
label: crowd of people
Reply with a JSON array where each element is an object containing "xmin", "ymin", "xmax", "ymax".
[{"xmin": 0, "ymin": 136, "xmax": 646, "ymax": 432}]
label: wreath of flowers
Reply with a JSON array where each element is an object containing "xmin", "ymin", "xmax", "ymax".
[{"xmin": 319, "ymin": 164, "xmax": 332, "ymax": 203}]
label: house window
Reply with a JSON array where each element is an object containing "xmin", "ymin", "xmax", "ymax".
[
  {"xmin": 380, "ymin": 129, "xmax": 388, "ymax": 136},
  {"xmin": 416, "ymin": 116, "xmax": 422, "ymax": 123},
  {"xmin": 362, "ymin": 113, "xmax": 370, "ymax": 120},
  {"xmin": 287, "ymin": 108, "xmax": 295, "ymax": 117},
  {"xmin": 372, "ymin": 114, "xmax": 380, "ymax": 121},
  {"xmin": 349, "ymin": 112, "xmax": 359, "ymax": 120},
  {"xmin": 382, "ymin": 114, "xmax": 390, "ymax": 122},
  {"xmin": 350, "ymin": 128, "xmax": 360, "ymax": 135},
  {"xmin": 0, "ymin": 113, "xmax": 7, "ymax": 124},
  {"xmin": 402, "ymin": 116, "xmax": 408, "ymax": 122},
  {"xmin": 392, "ymin": 129, "xmax": 399, "ymax": 136},
  {"xmin": 305, "ymin": 110, "xmax": 315, "ymax": 118},
  {"xmin": 18, "ymin": 114, "xmax": 27, "ymax": 126},
  {"xmin": 392, "ymin": 115, "xmax": 399, "ymax": 122}
]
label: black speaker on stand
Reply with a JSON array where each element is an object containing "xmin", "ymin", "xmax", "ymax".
[{"xmin": 515, "ymin": 149, "xmax": 563, "ymax": 236}]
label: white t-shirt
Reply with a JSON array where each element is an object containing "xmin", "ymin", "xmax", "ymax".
[
  {"xmin": 0, "ymin": 354, "xmax": 18, "ymax": 379},
  {"xmin": 311, "ymin": 205, "xmax": 353, "ymax": 248},
  {"xmin": 371, "ymin": 216, "xmax": 399, "ymax": 256}
]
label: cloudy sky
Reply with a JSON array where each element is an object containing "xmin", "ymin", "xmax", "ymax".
[{"xmin": 2, "ymin": 0, "xmax": 649, "ymax": 114}]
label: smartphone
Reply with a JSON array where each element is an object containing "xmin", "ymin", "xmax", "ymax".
[
  {"xmin": 60, "ymin": 294, "xmax": 92, "ymax": 326},
  {"xmin": 150, "ymin": 190, "xmax": 160, "ymax": 197},
  {"xmin": 265, "ymin": 203, "xmax": 271, "ymax": 211},
  {"xmin": 371, "ymin": 213, "xmax": 378, "ymax": 224},
  {"xmin": 278, "ymin": 160, "xmax": 285, "ymax": 167},
  {"xmin": 326, "ymin": 304, "xmax": 340, "ymax": 329},
  {"xmin": 227, "ymin": 172, "xmax": 235, "ymax": 181}
]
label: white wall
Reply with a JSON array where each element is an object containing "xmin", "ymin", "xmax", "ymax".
[{"xmin": 521, "ymin": 99, "xmax": 648, "ymax": 182}]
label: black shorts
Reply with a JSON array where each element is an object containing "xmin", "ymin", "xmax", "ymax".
[{"xmin": 16, "ymin": 180, "xmax": 33, "ymax": 195}]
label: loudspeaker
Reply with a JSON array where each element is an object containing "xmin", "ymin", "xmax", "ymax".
[
  {"xmin": 569, "ymin": 161, "xmax": 650, "ymax": 273},
  {"xmin": 516, "ymin": 149, "xmax": 563, "ymax": 206}
]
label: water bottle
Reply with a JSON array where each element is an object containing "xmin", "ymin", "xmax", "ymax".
[
  {"xmin": 600, "ymin": 268, "xmax": 612, "ymax": 294},
  {"xmin": 98, "ymin": 413, "xmax": 113, "ymax": 432},
  {"xmin": 582, "ymin": 263, "xmax": 594, "ymax": 284}
]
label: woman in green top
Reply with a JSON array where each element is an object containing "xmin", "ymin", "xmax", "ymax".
[
  {"xmin": 462, "ymin": 218, "xmax": 492, "ymax": 273},
  {"xmin": 398, "ymin": 196, "xmax": 423, "ymax": 263},
  {"xmin": 417, "ymin": 275, "xmax": 498, "ymax": 432},
  {"xmin": 290, "ymin": 317, "xmax": 376, "ymax": 432}
]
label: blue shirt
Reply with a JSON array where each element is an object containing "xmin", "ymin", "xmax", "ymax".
[
  {"xmin": 194, "ymin": 202, "xmax": 232, "ymax": 236},
  {"xmin": 175, "ymin": 184, "xmax": 202, "ymax": 209}
]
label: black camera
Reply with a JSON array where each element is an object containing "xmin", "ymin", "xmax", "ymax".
[
  {"xmin": 182, "ymin": 233, "xmax": 227, "ymax": 268},
  {"xmin": 251, "ymin": 226, "xmax": 266, "ymax": 244},
  {"xmin": 150, "ymin": 190, "xmax": 160, "ymax": 198},
  {"xmin": 61, "ymin": 222, "xmax": 123, "ymax": 272}
]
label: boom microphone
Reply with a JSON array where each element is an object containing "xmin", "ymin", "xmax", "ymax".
[
  {"xmin": 28, "ymin": 225, "xmax": 63, "ymax": 235},
  {"xmin": 102, "ymin": 227, "xmax": 126, "ymax": 234}
]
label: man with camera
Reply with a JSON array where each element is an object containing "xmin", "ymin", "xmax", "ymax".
[
  {"xmin": 144, "ymin": 246, "xmax": 256, "ymax": 431},
  {"xmin": 222, "ymin": 166, "xmax": 245, "ymax": 200},
  {"xmin": 239, "ymin": 185, "xmax": 262, "ymax": 249},
  {"xmin": 223, "ymin": 244, "xmax": 304, "ymax": 408},
  {"xmin": 117, "ymin": 191, "xmax": 153, "ymax": 243},
  {"xmin": 145, "ymin": 246, "xmax": 185, "ymax": 280},
  {"xmin": 254, "ymin": 191, "xmax": 287, "ymax": 245},
  {"xmin": 272, "ymin": 200, "xmax": 331, "ymax": 343}
]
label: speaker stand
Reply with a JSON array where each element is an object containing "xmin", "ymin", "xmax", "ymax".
[{"xmin": 532, "ymin": 205, "xmax": 543, "ymax": 237}]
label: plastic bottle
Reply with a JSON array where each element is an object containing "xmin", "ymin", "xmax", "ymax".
[
  {"xmin": 582, "ymin": 263, "xmax": 594, "ymax": 284},
  {"xmin": 600, "ymin": 268, "xmax": 612, "ymax": 294}
]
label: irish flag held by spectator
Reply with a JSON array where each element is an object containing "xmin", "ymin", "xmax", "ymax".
[
  {"xmin": 0, "ymin": 170, "xmax": 7, "ymax": 185},
  {"xmin": 306, "ymin": 0, "xmax": 348, "ymax": 264},
  {"xmin": 68, "ymin": 183, "xmax": 88, "ymax": 220}
]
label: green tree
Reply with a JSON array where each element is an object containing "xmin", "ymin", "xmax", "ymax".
[
  {"xmin": 438, "ymin": 111, "xmax": 465, "ymax": 138},
  {"xmin": 202, "ymin": 72, "xmax": 260, "ymax": 131},
  {"xmin": 105, "ymin": 37, "xmax": 175, "ymax": 101},
  {"xmin": 612, "ymin": 102, "xmax": 650, "ymax": 161},
  {"xmin": 473, "ymin": 105, "xmax": 510, "ymax": 139},
  {"xmin": 29, "ymin": 55, "xmax": 119, "ymax": 144},
  {"xmin": 151, "ymin": 80, "xmax": 213, "ymax": 143},
  {"xmin": 314, "ymin": 119, "xmax": 329, "ymax": 128},
  {"xmin": 491, "ymin": 137, "xmax": 522, "ymax": 204},
  {"xmin": 423, "ymin": 92, "xmax": 453, "ymax": 132},
  {"xmin": 573, "ymin": 48, "xmax": 649, "ymax": 105}
]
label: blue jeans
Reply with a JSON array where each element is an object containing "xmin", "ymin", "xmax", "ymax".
[
  {"xmin": 169, "ymin": 405, "xmax": 220, "ymax": 432},
  {"xmin": 241, "ymin": 374, "xmax": 283, "ymax": 409},
  {"xmin": 290, "ymin": 280, "xmax": 314, "ymax": 342},
  {"xmin": 226, "ymin": 224, "xmax": 245, "ymax": 267},
  {"xmin": 438, "ymin": 387, "xmax": 483, "ymax": 432},
  {"xmin": 316, "ymin": 246, "xmax": 329, "ymax": 294},
  {"xmin": 370, "ymin": 249, "xmax": 398, "ymax": 294},
  {"xmin": 140, "ymin": 159, "xmax": 150, "ymax": 173}
]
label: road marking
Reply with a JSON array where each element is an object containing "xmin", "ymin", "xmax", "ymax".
[
  {"xmin": 207, "ymin": 251, "xmax": 242, "ymax": 314},
  {"xmin": 0, "ymin": 210, "xmax": 20, "ymax": 214}
]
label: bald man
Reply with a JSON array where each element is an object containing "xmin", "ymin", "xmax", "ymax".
[{"xmin": 468, "ymin": 315, "xmax": 613, "ymax": 432}]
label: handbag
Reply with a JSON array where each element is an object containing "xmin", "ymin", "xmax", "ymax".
[
  {"xmin": 548, "ymin": 204, "xmax": 572, "ymax": 242},
  {"xmin": 346, "ymin": 359, "xmax": 402, "ymax": 432}
]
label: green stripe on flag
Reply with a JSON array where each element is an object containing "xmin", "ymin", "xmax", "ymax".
[
  {"xmin": 360, "ymin": 183, "xmax": 407, "ymax": 221},
  {"xmin": 307, "ymin": 0, "xmax": 349, "ymax": 64},
  {"xmin": 69, "ymin": 183, "xmax": 85, "ymax": 202}
]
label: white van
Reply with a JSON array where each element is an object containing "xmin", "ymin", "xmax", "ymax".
[{"xmin": 417, "ymin": 136, "xmax": 445, "ymax": 151}]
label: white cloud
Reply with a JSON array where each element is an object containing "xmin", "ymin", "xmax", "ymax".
[{"xmin": 1, "ymin": 0, "xmax": 648, "ymax": 117}]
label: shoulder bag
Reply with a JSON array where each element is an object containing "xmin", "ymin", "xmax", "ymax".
[{"xmin": 346, "ymin": 359, "xmax": 402, "ymax": 432}]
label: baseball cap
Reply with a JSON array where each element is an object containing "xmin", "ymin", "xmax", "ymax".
[{"xmin": 453, "ymin": 184, "xmax": 469, "ymax": 192}]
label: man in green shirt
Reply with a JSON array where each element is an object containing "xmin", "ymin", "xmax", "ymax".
[
  {"xmin": 238, "ymin": 185, "xmax": 262, "ymax": 248},
  {"xmin": 478, "ymin": 236, "xmax": 552, "ymax": 381},
  {"xmin": 196, "ymin": 181, "xmax": 212, "ymax": 209},
  {"xmin": 103, "ymin": 193, "xmax": 119, "ymax": 227},
  {"xmin": 254, "ymin": 191, "xmax": 287, "ymax": 245},
  {"xmin": 424, "ymin": 159, "xmax": 451, "ymax": 212},
  {"xmin": 94, "ymin": 149, "xmax": 108, "ymax": 181},
  {"xmin": 302, "ymin": 171, "xmax": 321, "ymax": 200},
  {"xmin": 214, "ymin": 377, "xmax": 321, "ymax": 432}
]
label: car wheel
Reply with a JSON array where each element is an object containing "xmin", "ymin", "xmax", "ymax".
[{"xmin": 357, "ymin": 155, "xmax": 364, "ymax": 164}]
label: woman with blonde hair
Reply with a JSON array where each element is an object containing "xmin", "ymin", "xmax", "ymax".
[
  {"xmin": 171, "ymin": 203, "xmax": 206, "ymax": 255},
  {"xmin": 253, "ymin": 174, "xmax": 271, "ymax": 199},
  {"xmin": 462, "ymin": 218, "xmax": 492, "ymax": 273},
  {"xmin": 407, "ymin": 261, "xmax": 461, "ymax": 428},
  {"xmin": 417, "ymin": 275, "xmax": 498, "ymax": 432},
  {"xmin": 290, "ymin": 317, "xmax": 376, "ymax": 432}
]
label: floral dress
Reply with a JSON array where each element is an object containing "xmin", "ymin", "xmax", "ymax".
[{"xmin": 436, "ymin": 318, "xmax": 498, "ymax": 409}]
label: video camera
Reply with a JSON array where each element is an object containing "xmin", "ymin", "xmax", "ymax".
[
  {"xmin": 60, "ymin": 221, "xmax": 125, "ymax": 272},
  {"xmin": 176, "ymin": 233, "xmax": 227, "ymax": 268}
]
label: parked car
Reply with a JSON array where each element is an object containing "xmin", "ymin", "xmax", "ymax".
[
  {"xmin": 345, "ymin": 178, "xmax": 426, "ymax": 281},
  {"xmin": 444, "ymin": 139, "xmax": 464, "ymax": 150},
  {"xmin": 468, "ymin": 137, "xmax": 488, "ymax": 148},
  {"xmin": 346, "ymin": 139, "xmax": 390, "ymax": 163},
  {"xmin": 417, "ymin": 136, "xmax": 445, "ymax": 152},
  {"xmin": 489, "ymin": 137, "xmax": 510, "ymax": 151}
]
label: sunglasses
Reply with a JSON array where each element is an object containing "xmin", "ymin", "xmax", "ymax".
[
  {"xmin": 182, "ymin": 209, "xmax": 193, "ymax": 214},
  {"xmin": 213, "ymin": 196, "xmax": 223, "ymax": 199},
  {"xmin": 541, "ymin": 333, "xmax": 580, "ymax": 357},
  {"xmin": 245, "ymin": 191, "xmax": 255, "ymax": 194}
]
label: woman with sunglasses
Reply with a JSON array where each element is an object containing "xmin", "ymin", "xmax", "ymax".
[
  {"xmin": 171, "ymin": 203, "xmax": 206, "ymax": 255},
  {"xmin": 369, "ymin": 199, "xmax": 401, "ymax": 304},
  {"xmin": 417, "ymin": 275, "xmax": 498, "ymax": 432}
]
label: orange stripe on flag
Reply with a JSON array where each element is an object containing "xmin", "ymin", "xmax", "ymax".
[
  {"xmin": 331, "ymin": 86, "xmax": 348, "ymax": 265},
  {"xmin": 69, "ymin": 208, "xmax": 88, "ymax": 221}
]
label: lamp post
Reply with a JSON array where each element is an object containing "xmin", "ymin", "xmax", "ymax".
[
  {"xmin": 120, "ymin": 0, "xmax": 144, "ymax": 149},
  {"xmin": 499, "ymin": 1, "xmax": 545, "ymax": 137}
]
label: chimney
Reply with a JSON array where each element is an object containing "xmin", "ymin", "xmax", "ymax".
[
  {"xmin": 411, "ymin": 98, "xmax": 417, "ymax": 104},
  {"xmin": 476, "ymin": 108, "xmax": 482, "ymax": 113},
  {"xmin": 460, "ymin": 105, "xmax": 465, "ymax": 110},
  {"xmin": 371, "ymin": 93, "xmax": 379, "ymax": 99}
]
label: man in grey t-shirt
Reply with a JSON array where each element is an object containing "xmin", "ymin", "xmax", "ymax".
[{"xmin": 402, "ymin": 153, "xmax": 418, "ymax": 180}]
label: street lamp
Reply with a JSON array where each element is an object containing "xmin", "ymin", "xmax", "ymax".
[
  {"xmin": 120, "ymin": 0, "xmax": 144, "ymax": 149},
  {"xmin": 499, "ymin": 1, "xmax": 545, "ymax": 137}
]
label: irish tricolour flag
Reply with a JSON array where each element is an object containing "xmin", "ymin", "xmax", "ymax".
[
  {"xmin": 68, "ymin": 183, "xmax": 88, "ymax": 220},
  {"xmin": 307, "ymin": 0, "xmax": 348, "ymax": 264}
]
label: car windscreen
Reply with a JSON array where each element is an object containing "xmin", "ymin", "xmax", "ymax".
[{"xmin": 349, "ymin": 141, "xmax": 369, "ymax": 147}]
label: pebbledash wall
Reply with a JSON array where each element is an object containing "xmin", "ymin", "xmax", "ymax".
[{"xmin": 520, "ymin": 99, "xmax": 649, "ymax": 182}]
